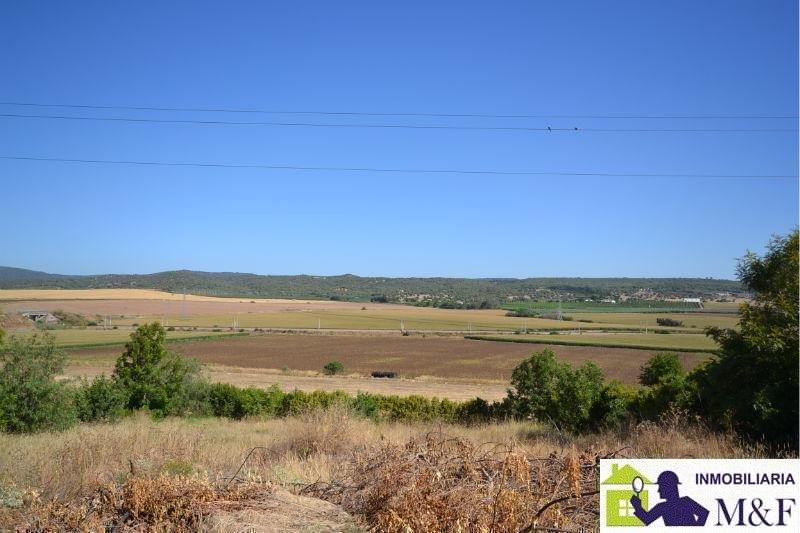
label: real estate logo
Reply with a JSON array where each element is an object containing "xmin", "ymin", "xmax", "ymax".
[{"xmin": 599, "ymin": 459, "xmax": 799, "ymax": 532}]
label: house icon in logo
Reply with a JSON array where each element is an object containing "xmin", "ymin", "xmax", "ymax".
[{"xmin": 602, "ymin": 464, "xmax": 651, "ymax": 526}]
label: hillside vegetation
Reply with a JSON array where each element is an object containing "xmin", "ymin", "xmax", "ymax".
[{"xmin": 0, "ymin": 266, "xmax": 743, "ymax": 305}]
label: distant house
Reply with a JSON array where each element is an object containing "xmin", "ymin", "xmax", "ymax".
[
  {"xmin": 600, "ymin": 298, "xmax": 617, "ymax": 304},
  {"xmin": 682, "ymin": 298, "xmax": 702, "ymax": 303},
  {"xmin": 21, "ymin": 311, "xmax": 59, "ymax": 324}
]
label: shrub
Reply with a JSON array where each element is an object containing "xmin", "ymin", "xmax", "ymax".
[
  {"xmin": 589, "ymin": 381, "xmax": 637, "ymax": 429},
  {"xmin": 323, "ymin": 361, "xmax": 344, "ymax": 375},
  {"xmin": 639, "ymin": 353, "xmax": 683, "ymax": 386},
  {"xmin": 74, "ymin": 375, "xmax": 127, "ymax": 422},
  {"xmin": 206, "ymin": 383, "xmax": 284, "ymax": 419},
  {"xmin": 656, "ymin": 317, "xmax": 684, "ymax": 327},
  {"xmin": 507, "ymin": 349, "xmax": 604, "ymax": 433},
  {"xmin": 0, "ymin": 334, "xmax": 76, "ymax": 432},
  {"xmin": 370, "ymin": 371, "xmax": 397, "ymax": 378}
]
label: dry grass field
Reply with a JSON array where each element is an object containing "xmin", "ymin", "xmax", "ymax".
[
  {"xmin": 0, "ymin": 410, "xmax": 765, "ymax": 530},
  {"xmin": 67, "ymin": 334, "xmax": 710, "ymax": 384}
]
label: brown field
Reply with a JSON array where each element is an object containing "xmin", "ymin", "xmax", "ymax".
[
  {"xmin": 63, "ymin": 362, "xmax": 509, "ymax": 401},
  {"xmin": 68, "ymin": 334, "xmax": 711, "ymax": 385}
]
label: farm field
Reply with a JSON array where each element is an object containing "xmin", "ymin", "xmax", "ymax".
[
  {"xmin": 2, "ymin": 289, "xmax": 740, "ymax": 334},
  {"xmin": 9, "ymin": 328, "xmax": 239, "ymax": 348},
  {"xmin": 502, "ymin": 299, "xmax": 704, "ymax": 313},
  {"xmin": 568, "ymin": 312, "xmax": 740, "ymax": 330},
  {"xmin": 62, "ymin": 361, "xmax": 509, "ymax": 401},
  {"xmin": 66, "ymin": 334, "xmax": 711, "ymax": 385},
  {"xmin": 469, "ymin": 332, "xmax": 718, "ymax": 352}
]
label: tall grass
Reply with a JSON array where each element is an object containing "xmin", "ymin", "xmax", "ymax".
[{"xmin": 0, "ymin": 409, "xmax": 766, "ymax": 506}]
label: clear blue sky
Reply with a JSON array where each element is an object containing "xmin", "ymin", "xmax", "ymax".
[{"xmin": 1, "ymin": 1, "xmax": 797, "ymax": 279}]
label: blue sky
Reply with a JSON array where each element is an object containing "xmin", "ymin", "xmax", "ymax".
[{"xmin": 1, "ymin": 1, "xmax": 797, "ymax": 279}]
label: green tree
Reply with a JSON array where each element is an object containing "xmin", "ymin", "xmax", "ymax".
[
  {"xmin": 639, "ymin": 353, "xmax": 683, "ymax": 386},
  {"xmin": 113, "ymin": 323, "xmax": 169, "ymax": 411},
  {"xmin": 112, "ymin": 323, "xmax": 203, "ymax": 416},
  {"xmin": 0, "ymin": 334, "xmax": 76, "ymax": 432},
  {"xmin": 700, "ymin": 230, "xmax": 799, "ymax": 446},
  {"xmin": 508, "ymin": 349, "xmax": 605, "ymax": 433}
]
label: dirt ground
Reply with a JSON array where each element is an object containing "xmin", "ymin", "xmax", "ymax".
[{"xmin": 68, "ymin": 334, "xmax": 710, "ymax": 384}]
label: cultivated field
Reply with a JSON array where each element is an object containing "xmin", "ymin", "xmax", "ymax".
[
  {"xmin": 568, "ymin": 311, "xmax": 739, "ymax": 330},
  {"xmin": 67, "ymin": 334, "xmax": 711, "ymax": 385},
  {"xmin": 469, "ymin": 331, "xmax": 719, "ymax": 352}
]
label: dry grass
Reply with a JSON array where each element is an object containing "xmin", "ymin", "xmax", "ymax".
[{"xmin": 0, "ymin": 409, "xmax": 769, "ymax": 531}]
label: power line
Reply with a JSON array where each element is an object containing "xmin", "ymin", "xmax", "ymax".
[
  {"xmin": 1, "ymin": 113, "xmax": 795, "ymax": 133},
  {"xmin": 1, "ymin": 155, "xmax": 794, "ymax": 179},
  {"xmin": 0, "ymin": 101, "xmax": 796, "ymax": 120}
]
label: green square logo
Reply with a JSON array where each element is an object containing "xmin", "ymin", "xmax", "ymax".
[{"xmin": 605, "ymin": 489, "xmax": 648, "ymax": 526}]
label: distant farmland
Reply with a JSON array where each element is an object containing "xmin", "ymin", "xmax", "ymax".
[
  {"xmin": 502, "ymin": 299, "xmax": 706, "ymax": 313},
  {"xmin": 66, "ymin": 334, "xmax": 711, "ymax": 385},
  {"xmin": 466, "ymin": 332, "xmax": 718, "ymax": 352}
]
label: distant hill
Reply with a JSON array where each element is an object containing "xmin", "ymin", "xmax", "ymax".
[{"xmin": 0, "ymin": 266, "xmax": 744, "ymax": 306}]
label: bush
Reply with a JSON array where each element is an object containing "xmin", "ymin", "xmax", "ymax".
[
  {"xmin": 507, "ymin": 349, "xmax": 605, "ymax": 433},
  {"xmin": 656, "ymin": 317, "xmax": 684, "ymax": 327},
  {"xmin": 206, "ymin": 383, "xmax": 284, "ymax": 419},
  {"xmin": 323, "ymin": 361, "xmax": 344, "ymax": 375},
  {"xmin": 639, "ymin": 353, "xmax": 683, "ymax": 386},
  {"xmin": 370, "ymin": 371, "xmax": 397, "ymax": 378},
  {"xmin": 74, "ymin": 376, "xmax": 127, "ymax": 423},
  {"xmin": 589, "ymin": 381, "xmax": 637, "ymax": 429},
  {"xmin": 0, "ymin": 334, "xmax": 76, "ymax": 432}
]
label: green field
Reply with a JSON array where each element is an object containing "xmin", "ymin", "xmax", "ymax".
[
  {"xmin": 568, "ymin": 312, "xmax": 739, "ymax": 330},
  {"xmin": 9, "ymin": 329, "xmax": 242, "ymax": 348},
  {"xmin": 466, "ymin": 332, "xmax": 718, "ymax": 352}
]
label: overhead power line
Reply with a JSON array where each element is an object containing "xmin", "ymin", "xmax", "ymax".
[
  {"xmin": 1, "ymin": 113, "xmax": 796, "ymax": 133},
  {"xmin": 0, "ymin": 101, "xmax": 796, "ymax": 120},
  {"xmin": 1, "ymin": 155, "xmax": 794, "ymax": 179}
]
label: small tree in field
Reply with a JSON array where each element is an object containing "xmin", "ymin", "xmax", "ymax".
[{"xmin": 323, "ymin": 361, "xmax": 344, "ymax": 375}]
